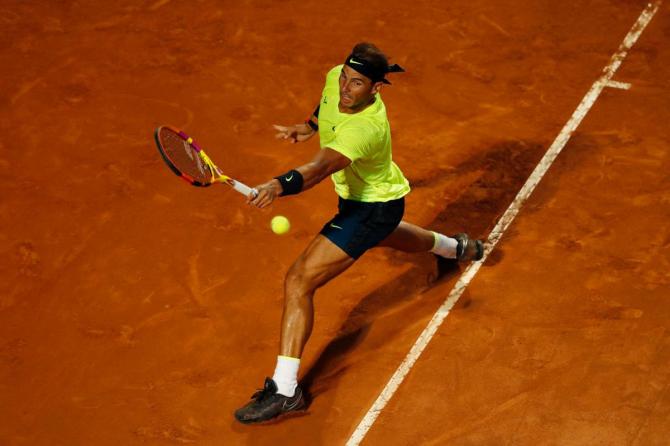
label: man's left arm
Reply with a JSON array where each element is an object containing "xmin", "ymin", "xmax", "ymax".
[{"xmin": 248, "ymin": 148, "xmax": 351, "ymax": 208}]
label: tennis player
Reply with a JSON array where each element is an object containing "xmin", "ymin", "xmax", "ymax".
[{"xmin": 235, "ymin": 42, "xmax": 484, "ymax": 424}]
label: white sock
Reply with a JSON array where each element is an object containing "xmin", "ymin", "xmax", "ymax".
[
  {"xmin": 272, "ymin": 355, "xmax": 300, "ymax": 397},
  {"xmin": 430, "ymin": 231, "xmax": 458, "ymax": 259}
]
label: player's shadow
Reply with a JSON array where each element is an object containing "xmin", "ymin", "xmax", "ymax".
[{"xmin": 300, "ymin": 139, "xmax": 548, "ymax": 404}]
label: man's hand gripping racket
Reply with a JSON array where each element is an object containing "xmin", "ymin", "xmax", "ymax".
[{"xmin": 154, "ymin": 126, "xmax": 258, "ymax": 199}]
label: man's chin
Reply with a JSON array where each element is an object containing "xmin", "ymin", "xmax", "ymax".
[{"xmin": 339, "ymin": 98, "xmax": 355, "ymax": 109}]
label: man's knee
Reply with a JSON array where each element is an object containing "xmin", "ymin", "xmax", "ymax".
[{"xmin": 285, "ymin": 257, "xmax": 317, "ymax": 295}]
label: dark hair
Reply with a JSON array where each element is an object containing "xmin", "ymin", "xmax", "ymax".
[{"xmin": 351, "ymin": 42, "xmax": 389, "ymax": 75}]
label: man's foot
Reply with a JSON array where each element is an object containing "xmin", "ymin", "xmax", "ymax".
[
  {"xmin": 234, "ymin": 378, "xmax": 306, "ymax": 424},
  {"xmin": 453, "ymin": 233, "xmax": 484, "ymax": 262}
]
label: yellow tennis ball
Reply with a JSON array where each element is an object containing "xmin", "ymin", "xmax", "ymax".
[{"xmin": 271, "ymin": 215, "xmax": 290, "ymax": 235}]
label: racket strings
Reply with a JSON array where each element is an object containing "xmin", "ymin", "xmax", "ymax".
[{"xmin": 158, "ymin": 128, "xmax": 213, "ymax": 184}]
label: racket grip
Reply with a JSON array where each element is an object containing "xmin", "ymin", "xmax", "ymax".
[{"xmin": 231, "ymin": 180, "xmax": 258, "ymax": 198}]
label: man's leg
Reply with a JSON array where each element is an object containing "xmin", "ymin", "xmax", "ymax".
[
  {"xmin": 378, "ymin": 221, "xmax": 483, "ymax": 261},
  {"xmin": 280, "ymin": 234, "xmax": 356, "ymax": 358},
  {"xmin": 235, "ymin": 234, "xmax": 355, "ymax": 424},
  {"xmin": 377, "ymin": 221, "xmax": 436, "ymax": 252}
]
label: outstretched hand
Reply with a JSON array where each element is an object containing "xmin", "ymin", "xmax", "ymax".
[{"xmin": 273, "ymin": 123, "xmax": 315, "ymax": 143}]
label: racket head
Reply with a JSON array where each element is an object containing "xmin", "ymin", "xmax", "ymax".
[{"xmin": 154, "ymin": 126, "xmax": 214, "ymax": 187}]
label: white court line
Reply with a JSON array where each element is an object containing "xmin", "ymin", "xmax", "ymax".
[
  {"xmin": 606, "ymin": 79, "xmax": 632, "ymax": 90},
  {"xmin": 346, "ymin": 2, "xmax": 662, "ymax": 445}
]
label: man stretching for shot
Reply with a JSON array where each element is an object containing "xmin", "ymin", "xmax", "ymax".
[{"xmin": 235, "ymin": 42, "xmax": 484, "ymax": 424}]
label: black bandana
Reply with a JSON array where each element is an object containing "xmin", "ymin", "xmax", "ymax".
[{"xmin": 343, "ymin": 54, "xmax": 405, "ymax": 85}]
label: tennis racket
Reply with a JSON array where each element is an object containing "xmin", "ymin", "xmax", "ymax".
[{"xmin": 154, "ymin": 125, "xmax": 258, "ymax": 197}]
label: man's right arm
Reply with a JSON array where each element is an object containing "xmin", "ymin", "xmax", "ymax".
[{"xmin": 247, "ymin": 146, "xmax": 351, "ymax": 208}]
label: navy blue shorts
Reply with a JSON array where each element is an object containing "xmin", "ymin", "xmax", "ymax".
[{"xmin": 320, "ymin": 197, "xmax": 405, "ymax": 259}]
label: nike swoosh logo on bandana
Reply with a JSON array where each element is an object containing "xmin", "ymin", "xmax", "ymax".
[
  {"xmin": 349, "ymin": 58, "xmax": 364, "ymax": 65},
  {"xmin": 330, "ymin": 223, "xmax": 343, "ymax": 230}
]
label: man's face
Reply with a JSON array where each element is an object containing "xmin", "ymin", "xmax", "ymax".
[{"xmin": 339, "ymin": 65, "xmax": 382, "ymax": 111}]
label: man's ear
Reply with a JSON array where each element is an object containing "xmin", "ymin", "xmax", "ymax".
[{"xmin": 371, "ymin": 81, "xmax": 384, "ymax": 95}]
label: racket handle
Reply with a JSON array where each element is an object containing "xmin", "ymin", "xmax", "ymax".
[{"xmin": 231, "ymin": 180, "xmax": 258, "ymax": 198}]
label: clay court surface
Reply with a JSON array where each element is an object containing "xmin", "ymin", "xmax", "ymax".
[{"xmin": 1, "ymin": 0, "xmax": 669, "ymax": 444}]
